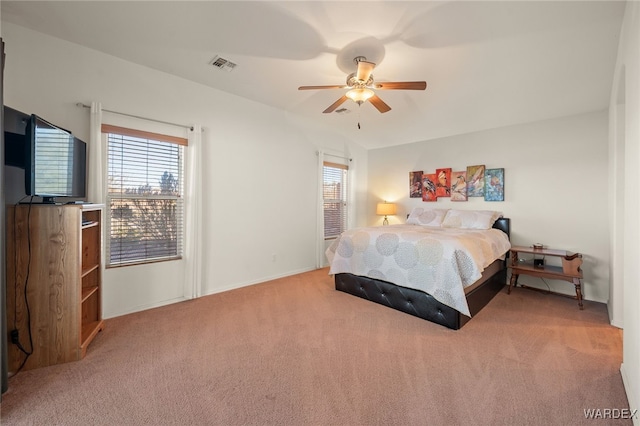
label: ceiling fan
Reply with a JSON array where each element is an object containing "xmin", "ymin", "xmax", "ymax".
[{"xmin": 298, "ymin": 56, "xmax": 427, "ymax": 114}]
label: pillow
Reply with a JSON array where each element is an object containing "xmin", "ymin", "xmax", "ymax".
[
  {"xmin": 441, "ymin": 209, "xmax": 503, "ymax": 230},
  {"xmin": 406, "ymin": 208, "xmax": 449, "ymax": 227}
]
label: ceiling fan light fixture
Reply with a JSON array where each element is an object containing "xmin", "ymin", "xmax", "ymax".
[
  {"xmin": 299, "ymin": 57, "xmax": 426, "ymax": 114},
  {"xmin": 346, "ymin": 88, "xmax": 375, "ymax": 104}
]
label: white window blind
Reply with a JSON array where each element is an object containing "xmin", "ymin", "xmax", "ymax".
[
  {"xmin": 104, "ymin": 124, "xmax": 186, "ymax": 266},
  {"xmin": 323, "ymin": 161, "xmax": 348, "ymax": 239}
]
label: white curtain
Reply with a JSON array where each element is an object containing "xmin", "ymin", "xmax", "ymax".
[
  {"xmin": 88, "ymin": 101, "xmax": 203, "ymax": 300},
  {"xmin": 184, "ymin": 124, "xmax": 203, "ymax": 299},
  {"xmin": 316, "ymin": 150, "xmax": 326, "ymax": 269},
  {"xmin": 316, "ymin": 150, "xmax": 352, "ymax": 269},
  {"xmin": 88, "ymin": 102, "xmax": 104, "ymax": 203}
]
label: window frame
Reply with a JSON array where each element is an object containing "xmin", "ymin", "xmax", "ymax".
[
  {"xmin": 103, "ymin": 124, "xmax": 187, "ymax": 268},
  {"xmin": 322, "ymin": 161, "xmax": 349, "ymax": 240}
]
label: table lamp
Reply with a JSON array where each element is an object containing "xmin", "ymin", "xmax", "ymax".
[{"xmin": 376, "ymin": 202, "xmax": 397, "ymax": 225}]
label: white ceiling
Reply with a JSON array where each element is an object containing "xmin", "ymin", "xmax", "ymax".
[{"xmin": 1, "ymin": 1, "xmax": 626, "ymax": 149}]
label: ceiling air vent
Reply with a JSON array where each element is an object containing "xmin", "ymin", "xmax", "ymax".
[{"xmin": 210, "ymin": 55, "xmax": 237, "ymax": 72}]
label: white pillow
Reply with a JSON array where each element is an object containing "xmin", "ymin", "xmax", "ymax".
[
  {"xmin": 406, "ymin": 208, "xmax": 449, "ymax": 227},
  {"xmin": 442, "ymin": 209, "xmax": 502, "ymax": 230}
]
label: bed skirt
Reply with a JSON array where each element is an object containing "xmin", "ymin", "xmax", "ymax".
[{"xmin": 334, "ymin": 259, "xmax": 507, "ymax": 330}]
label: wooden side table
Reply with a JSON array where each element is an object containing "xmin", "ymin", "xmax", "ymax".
[{"xmin": 508, "ymin": 245, "xmax": 584, "ymax": 309}]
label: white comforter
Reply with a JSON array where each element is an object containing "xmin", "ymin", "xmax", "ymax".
[{"xmin": 326, "ymin": 224, "xmax": 511, "ymax": 317}]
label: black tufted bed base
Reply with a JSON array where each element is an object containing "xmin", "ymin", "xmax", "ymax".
[
  {"xmin": 335, "ymin": 263, "xmax": 506, "ymax": 329},
  {"xmin": 333, "ymin": 218, "xmax": 510, "ymax": 330}
]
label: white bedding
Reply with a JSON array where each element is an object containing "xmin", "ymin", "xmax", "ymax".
[{"xmin": 326, "ymin": 224, "xmax": 511, "ymax": 317}]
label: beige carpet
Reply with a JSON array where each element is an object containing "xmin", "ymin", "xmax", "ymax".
[{"xmin": 0, "ymin": 268, "xmax": 631, "ymax": 425}]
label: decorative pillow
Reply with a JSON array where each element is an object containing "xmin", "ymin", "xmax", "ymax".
[
  {"xmin": 441, "ymin": 209, "xmax": 503, "ymax": 230},
  {"xmin": 406, "ymin": 208, "xmax": 449, "ymax": 227}
]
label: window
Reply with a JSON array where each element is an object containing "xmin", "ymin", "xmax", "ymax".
[
  {"xmin": 323, "ymin": 161, "xmax": 348, "ymax": 239},
  {"xmin": 103, "ymin": 124, "xmax": 186, "ymax": 266}
]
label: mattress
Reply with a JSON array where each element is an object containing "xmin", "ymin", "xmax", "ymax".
[{"xmin": 326, "ymin": 224, "xmax": 511, "ymax": 317}]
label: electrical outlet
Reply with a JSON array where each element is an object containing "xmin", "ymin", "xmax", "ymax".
[
  {"xmin": 10, "ymin": 329, "xmax": 19, "ymax": 344},
  {"xmin": 272, "ymin": 253, "xmax": 277, "ymax": 262}
]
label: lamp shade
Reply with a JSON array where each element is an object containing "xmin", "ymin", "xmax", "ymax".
[
  {"xmin": 346, "ymin": 88, "xmax": 375, "ymax": 103},
  {"xmin": 376, "ymin": 202, "xmax": 397, "ymax": 216}
]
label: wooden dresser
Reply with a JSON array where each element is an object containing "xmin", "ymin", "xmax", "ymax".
[{"xmin": 5, "ymin": 203, "xmax": 105, "ymax": 372}]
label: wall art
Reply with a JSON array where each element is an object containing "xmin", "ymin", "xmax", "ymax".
[
  {"xmin": 422, "ymin": 173, "xmax": 437, "ymax": 202},
  {"xmin": 435, "ymin": 168, "xmax": 451, "ymax": 198},
  {"xmin": 410, "ymin": 171, "xmax": 423, "ymax": 198},
  {"xmin": 484, "ymin": 168, "xmax": 504, "ymax": 201},
  {"xmin": 466, "ymin": 165, "xmax": 485, "ymax": 197},
  {"xmin": 450, "ymin": 170, "xmax": 468, "ymax": 201}
]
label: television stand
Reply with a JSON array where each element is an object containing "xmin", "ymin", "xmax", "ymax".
[
  {"xmin": 40, "ymin": 196, "xmax": 56, "ymax": 204},
  {"xmin": 19, "ymin": 197, "xmax": 58, "ymax": 205},
  {"xmin": 6, "ymin": 203, "xmax": 105, "ymax": 372},
  {"xmin": 18, "ymin": 197, "xmax": 84, "ymax": 205}
]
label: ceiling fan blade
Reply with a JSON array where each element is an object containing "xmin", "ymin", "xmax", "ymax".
[
  {"xmin": 369, "ymin": 94, "xmax": 391, "ymax": 113},
  {"xmin": 375, "ymin": 81, "xmax": 427, "ymax": 90},
  {"xmin": 356, "ymin": 60, "xmax": 375, "ymax": 82},
  {"xmin": 298, "ymin": 85, "xmax": 346, "ymax": 90},
  {"xmin": 323, "ymin": 95, "xmax": 349, "ymax": 114}
]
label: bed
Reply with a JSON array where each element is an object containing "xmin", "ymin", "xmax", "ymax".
[{"xmin": 326, "ymin": 209, "xmax": 511, "ymax": 330}]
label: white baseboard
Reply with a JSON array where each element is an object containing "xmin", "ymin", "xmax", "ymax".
[
  {"xmin": 103, "ymin": 267, "xmax": 324, "ymax": 319},
  {"xmin": 202, "ymin": 266, "xmax": 320, "ymax": 297},
  {"xmin": 620, "ymin": 363, "xmax": 639, "ymax": 425},
  {"xmin": 103, "ymin": 296, "xmax": 188, "ymax": 319}
]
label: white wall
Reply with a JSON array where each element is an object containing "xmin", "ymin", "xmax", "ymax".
[
  {"xmin": 610, "ymin": 1, "xmax": 640, "ymax": 422},
  {"xmin": 1, "ymin": 22, "xmax": 368, "ymax": 317},
  {"xmin": 4, "ymin": 13, "xmax": 636, "ymax": 420},
  {"xmin": 368, "ymin": 111, "xmax": 610, "ymax": 303}
]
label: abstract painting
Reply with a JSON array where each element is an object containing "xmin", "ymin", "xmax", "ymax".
[{"xmin": 484, "ymin": 168, "xmax": 505, "ymax": 201}]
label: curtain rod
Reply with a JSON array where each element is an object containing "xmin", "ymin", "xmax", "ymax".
[
  {"xmin": 76, "ymin": 103, "xmax": 193, "ymax": 131},
  {"xmin": 317, "ymin": 151, "xmax": 352, "ymax": 162}
]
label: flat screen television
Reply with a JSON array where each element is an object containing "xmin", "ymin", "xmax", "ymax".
[{"xmin": 24, "ymin": 114, "xmax": 87, "ymax": 204}]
